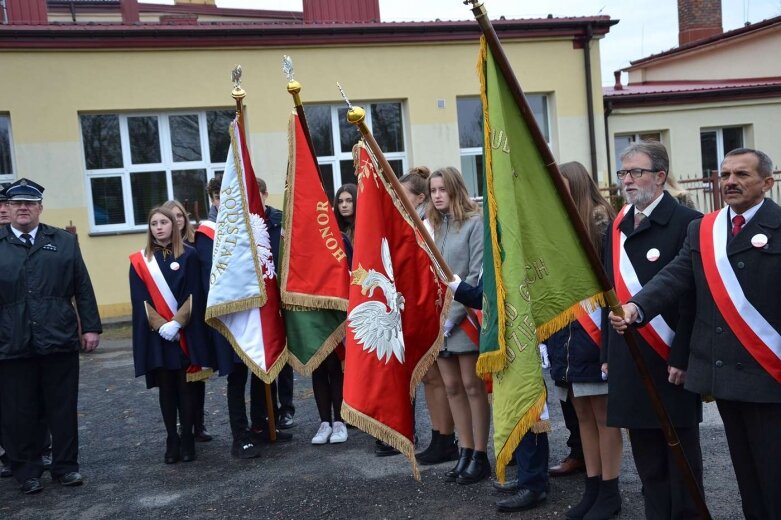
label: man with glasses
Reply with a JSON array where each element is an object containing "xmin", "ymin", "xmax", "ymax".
[
  {"xmin": 0, "ymin": 178, "xmax": 102, "ymax": 495},
  {"xmin": 601, "ymin": 141, "xmax": 704, "ymax": 519}
]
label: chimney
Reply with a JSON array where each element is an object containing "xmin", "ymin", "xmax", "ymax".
[
  {"xmin": 120, "ymin": 0, "xmax": 140, "ymax": 24},
  {"xmin": 613, "ymin": 70, "xmax": 623, "ymax": 91},
  {"xmin": 678, "ymin": 0, "xmax": 723, "ymax": 45},
  {"xmin": 4, "ymin": 0, "xmax": 48, "ymax": 25},
  {"xmin": 303, "ymin": 0, "xmax": 381, "ymax": 24}
]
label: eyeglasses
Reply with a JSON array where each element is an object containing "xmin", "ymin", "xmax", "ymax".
[{"xmin": 616, "ymin": 168, "xmax": 657, "ymax": 180}]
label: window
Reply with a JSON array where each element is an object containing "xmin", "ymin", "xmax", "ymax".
[
  {"xmin": 303, "ymin": 101, "xmax": 406, "ymax": 201},
  {"xmin": 81, "ymin": 109, "xmax": 233, "ymax": 232},
  {"xmin": 613, "ymin": 132, "xmax": 662, "ymax": 173},
  {"xmin": 700, "ymin": 127, "xmax": 744, "ymax": 177},
  {"xmin": 0, "ymin": 115, "xmax": 15, "ymax": 180},
  {"xmin": 456, "ymin": 95, "xmax": 550, "ymax": 197}
]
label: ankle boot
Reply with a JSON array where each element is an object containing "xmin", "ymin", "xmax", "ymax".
[
  {"xmin": 566, "ymin": 475, "xmax": 601, "ymax": 519},
  {"xmin": 445, "ymin": 448, "xmax": 473, "ymax": 482},
  {"xmin": 194, "ymin": 409, "xmax": 212, "ymax": 442},
  {"xmin": 437, "ymin": 433, "xmax": 459, "ymax": 462},
  {"xmin": 164, "ymin": 435, "xmax": 180, "ymax": 464},
  {"xmin": 583, "ymin": 477, "xmax": 621, "ymax": 520},
  {"xmin": 415, "ymin": 430, "xmax": 440, "ymax": 464},
  {"xmin": 457, "ymin": 450, "xmax": 491, "ymax": 485},
  {"xmin": 180, "ymin": 434, "xmax": 196, "ymax": 463}
]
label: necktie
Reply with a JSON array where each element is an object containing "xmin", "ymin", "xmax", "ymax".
[
  {"xmin": 634, "ymin": 211, "xmax": 646, "ymax": 230},
  {"xmin": 20, "ymin": 233, "xmax": 33, "ymax": 247},
  {"xmin": 731, "ymin": 215, "xmax": 746, "ymax": 237}
]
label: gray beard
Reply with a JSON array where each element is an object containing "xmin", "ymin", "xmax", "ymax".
[{"xmin": 623, "ymin": 184, "xmax": 658, "ymax": 209}]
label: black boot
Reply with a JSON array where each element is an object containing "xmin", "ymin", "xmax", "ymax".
[
  {"xmin": 180, "ymin": 434, "xmax": 196, "ymax": 463},
  {"xmin": 583, "ymin": 477, "xmax": 621, "ymax": 520},
  {"xmin": 457, "ymin": 450, "xmax": 491, "ymax": 485},
  {"xmin": 445, "ymin": 448, "xmax": 473, "ymax": 482},
  {"xmin": 415, "ymin": 430, "xmax": 440, "ymax": 464},
  {"xmin": 566, "ymin": 475, "xmax": 601, "ymax": 519},
  {"xmin": 194, "ymin": 408, "xmax": 212, "ymax": 442},
  {"xmin": 164, "ymin": 435, "xmax": 180, "ymax": 464},
  {"xmin": 437, "ymin": 433, "xmax": 459, "ymax": 462}
]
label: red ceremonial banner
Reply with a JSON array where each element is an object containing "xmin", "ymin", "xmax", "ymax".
[{"xmin": 342, "ymin": 141, "xmax": 452, "ymax": 479}]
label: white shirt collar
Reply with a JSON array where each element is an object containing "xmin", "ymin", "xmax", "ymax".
[
  {"xmin": 633, "ymin": 190, "xmax": 664, "ymax": 218},
  {"xmin": 10, "ymin": 225, "xmax": 39, "ymax": 242},
  {"xmin": 730, "ymin": 199, "xmax": 764, "ymax": 224}
]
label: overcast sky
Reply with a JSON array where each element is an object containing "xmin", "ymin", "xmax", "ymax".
[{"xmin": 146, "ymin": 0, "xmax": 781, "ymax": 85}]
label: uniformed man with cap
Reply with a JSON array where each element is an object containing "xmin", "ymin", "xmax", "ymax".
[
  {"xmin": 0, "ymin": 182, "xmax": 11, "ymax": 478},
  {"xmin": 0, "ymin": 178, "xmax": 102, "ymax": 495}
]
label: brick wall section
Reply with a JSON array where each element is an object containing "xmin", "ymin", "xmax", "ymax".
[{"xmin": 678, "ymin": 0, "xmax": 723, "ymax": 45}]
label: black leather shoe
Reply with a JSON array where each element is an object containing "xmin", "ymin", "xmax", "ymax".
[
  {"xmin": 180, "ymin": 435, "xmax": 196, "ymax": 463},
  {"xmin": 457, "ymin": 450, "xmax": 491, "ymax": 485},
  {"xmin": 374, "ymin": 440, "xmax": 401, "ymax": 457},
  {"xmin": 231, "ymin": 438, "xmax": 261, "ymax": 459},
  {"xmin": 251, "ymin": 427, "xmax": 293, "ymax": 444},
  {"xmin": 445, "ymin": 448, "xmax": 473, "ymax": 482},
  {"xmin": 278, "ymin": 412, "xmax": 295, "ymax": 430},
  {"xmin": 57, "ymin": 472, "xmax": 84, "ymax": 487},
  {"xmin": 21, "ymin": 478, "xmax": 43, "ymax": 495},
  {"xmin": 496, "ymin": 488, "xmax": 547, "ymax": 512},
  {"xmin": 164, "ymin": 435, "xmax": 180, "ymax": 464},
  {"xmin": 493, "ymin": 478, "xmax": 520, "ymax": 494}
]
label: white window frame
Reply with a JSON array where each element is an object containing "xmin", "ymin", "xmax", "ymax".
[
  {"xmin": 82, "ymin": 109, "xmax": 231, "ymax": 233},
  {"xmin": 700, "ymin": 126, "xmax": 745, "ymax": 173},
  {"xmin": 0, "ymin": 114, "xmax": 16, "ymax": 181},
  {"xmin": 314, "ymin": 101, "xmax": 407, "ymax": 191}
]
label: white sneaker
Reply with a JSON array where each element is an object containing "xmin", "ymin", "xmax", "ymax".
[
  {"xmin": 311, "ymin": 422, "xmax": 332, "ymax": 445},
  {"xmin": 329, "ymin": 421, "xmax": 348, "ymax": 444}
]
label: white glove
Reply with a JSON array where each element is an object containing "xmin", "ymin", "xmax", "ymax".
[
  {"xmin": 159, "ymin": 320, "xmax": 182, "ymax": 342},
  {"xmin": 443, "ymin": 319, "xmax": 455, "ymax": 337},
  {"xmin": 447, "ymin": 274, "xmax": 462, "ymax": 292},
  {"xmin": 539, "ymin": 344, "xmax": 550, "ymax": 369}
]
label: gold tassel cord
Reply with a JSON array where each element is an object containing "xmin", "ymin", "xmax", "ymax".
[{"xmin": 186, "ymin": 368, "xmax": 214, "ymax": 383}]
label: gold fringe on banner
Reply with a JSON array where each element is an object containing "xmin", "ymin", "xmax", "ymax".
[
  {"xmin": 536, "ymin": 291, "xmax": 608, "ymax": 342},
  {"xmin": 186, "ymin": 368, "xmax": 214, "ymax": 383},
  {"xmin": 287, "ymin": 321, "xmax": 346, "ymax": 376},
  {"xmin": 280, "ymin": 294, "xmax": 347, "ymax": 312},
  {"xmin": 341, "ymin": 403, "xmax": 420, "ymax": 481},
  {"xmin": 475, "ymin": 36, "xmax": 509, "ymax": 377},
  {"xmin": 205, "ymin": 296, "xmax": 264, "ymax": 322},
  {"xmin": 207, "ymin": 315, "xmax": 288, "ymax": 384},
  {"xmin": 409, "ymin": 289, "xmax": 454, "ymax": 398},
  {"xmin": 494, "ymin": 389, "xmax": 547, "ymax": 484}
]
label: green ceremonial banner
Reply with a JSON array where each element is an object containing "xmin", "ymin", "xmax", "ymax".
[{"xmin": 476, "ymin": 37, "xmax": 606, "ymax": 483}]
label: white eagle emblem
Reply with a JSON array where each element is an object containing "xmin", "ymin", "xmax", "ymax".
[
  {"xmin": 249, "ymin": 213, "xmax": 276, "ymax": 280},
  {"xmin": 348, "ymin": 238, "xmax": 406, "ymax": 364}
]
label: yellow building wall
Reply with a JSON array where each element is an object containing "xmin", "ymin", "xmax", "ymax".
[{"xmin": 1, "ymin": 37, "xmax": 607, "ymax": 318}]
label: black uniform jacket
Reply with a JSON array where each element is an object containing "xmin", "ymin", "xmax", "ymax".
[
  {"xmin": 0, "ymin": 223, "xmax": 102, "ymax": 360},
  {"xmin": 602, "ymin": 191, "xmax": 702, "ymax": 428},
  {"xmin": 634, "ymin": 198, "xmax": 781, "ymax": 403}
]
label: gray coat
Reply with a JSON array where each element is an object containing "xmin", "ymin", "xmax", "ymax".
[{"xmin": 433, "ymin": 213, "xmax": 483, "ymax": 353}]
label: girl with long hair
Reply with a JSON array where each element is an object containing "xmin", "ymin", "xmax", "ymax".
[
  {"xmin": 334, "ymin": 183, "xmax": 357, "ymax": 243},
  {"xmin": 162, "ymin": 199, "xmax": 211, "ymax": 443},
  {"xmin": 427, "ymin": 167, "xmax": 490, "ymax": 484},
  {"xmin": 548, "ymin": 162, "xmax": 622, "ymax": 519},
  {"xmin": 129, "ymin": 206, "xmax": 209, "ymax": 464}
]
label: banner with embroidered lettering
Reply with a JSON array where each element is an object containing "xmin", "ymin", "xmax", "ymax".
[
  {"xmin": 205, "ymin": 119, "xmax": 287, "ymax": 383},
  {"xmin": 477, "ymin": 37, "xmax": 605, "ymax": 483},
  {"xmin": 279, "ymin": 111, "xmax": 349, "ymax": 374},
  {"xmin": 341, "ymin": 140, "xmax": 452, "ymax": 480}
]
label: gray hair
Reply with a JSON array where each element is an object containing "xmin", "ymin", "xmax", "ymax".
[
  {"xmin": 723, "ymin": 148, "xmax": 774, "ymax": 178},
  {"xmin": 620, "ymin": 140, "xmax": 669, "ymax": 180}
]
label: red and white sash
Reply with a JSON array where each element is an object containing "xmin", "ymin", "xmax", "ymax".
[
  {"xmin": 612, "ymin": 205, "xmax": 674, "ymax": 360},
  {"xmin": 130, "ymin": 250, "xmax": 200, "ymax": 373},
  {"xmin": 576, "ymin": 302, "xmax": 602, "ymax": 348},
  {"xmin": 196, "ymin": 220, "xmax": 216, "ymax": 240},
  {"xmin": 459, "ymin": 309, "xmax": 483, "ymax": 347},
  {"xmin": 700, "ymin": 208, "xmax": 781, "ymax": 383}
]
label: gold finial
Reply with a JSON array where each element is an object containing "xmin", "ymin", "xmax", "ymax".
[
  {"xmin": 231, "ymin": 65, "xmax": 245, "ymax": 102},
  {"xmin": 337, "ymin": 82, "xmax": 365, "ymax": 125}
]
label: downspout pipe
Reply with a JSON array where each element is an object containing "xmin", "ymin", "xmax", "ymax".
[{"xmin": 582, "ymin": 23, "xmax": 599, "ymax": 183}]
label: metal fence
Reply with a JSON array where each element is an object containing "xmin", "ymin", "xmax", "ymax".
[{"xmin": 601, "ymin": 170, "xmax": 781, "ymax": 214}]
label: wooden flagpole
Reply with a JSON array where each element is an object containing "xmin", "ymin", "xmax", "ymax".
[{"xmin": 465, "ymin": 2, "xmax": 710, "ymax": 517}]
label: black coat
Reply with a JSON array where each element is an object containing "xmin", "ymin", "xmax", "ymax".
[
  {"xmin": 634, "ymin": 199, "xmax": 781, "ymax": 403},
  {"xmin": 0, "ymin": 223, "xmax": 102, "ymax": 360},
  {"xmin": 602, "ymin": 192, "xmax": 702, "ymax": 428}
]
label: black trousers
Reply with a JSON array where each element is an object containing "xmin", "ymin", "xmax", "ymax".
[
  {"xmin": 628, "ymin": 426, "xmax": 703, "ymax": 520},
  {"xmin": 275, "ymin": 363, "xmax": 295, "ymax": 417},
  {"xmin": 0, "ymin": 352, "xmax": 80, "ymax": 483},
  {"xmin": 226, "ymin": 362, "xmax": 278, "ymax": 439},
  {"xmin": 515, "ymin": 431, "xmax": 549, "ymax": 493},
  {"xmin": 560, "ymin": 396, "xmax": 583, "ymax": 460},
  {"xmin": 717, "ymin": 399, "xmax": 781, "ymax": 520}
]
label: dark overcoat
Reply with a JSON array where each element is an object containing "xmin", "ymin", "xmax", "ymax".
[
  {"xmin": 634, "ymin": 199, "xmax": 781, "ymax": 403},
  {"xmin": 602, "ymin": 191, "xmax": 703, "ymax": 428}
]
